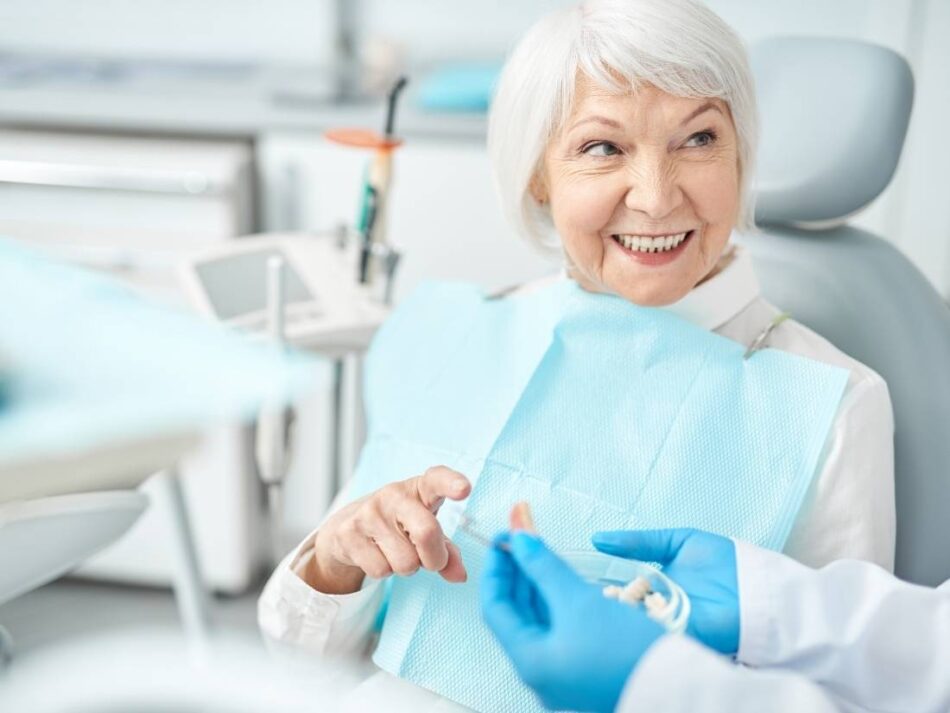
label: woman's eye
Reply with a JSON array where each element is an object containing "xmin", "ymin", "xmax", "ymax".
[
  {"xmin": 684, "ymin": 130, "xmax": 717, "ymax": 148},
  {"xmin": 582, "ymin": 141, "xmax": 620, "ymax": 157}
]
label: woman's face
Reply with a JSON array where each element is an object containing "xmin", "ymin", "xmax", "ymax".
[{"xmin": 536, "ymin": 78, "xmax": 741, "ymax": 306}]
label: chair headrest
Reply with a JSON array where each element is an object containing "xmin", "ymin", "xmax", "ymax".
[{"xmin": 751, "ymin": 37, "xmax": 914, "ymax": 228}]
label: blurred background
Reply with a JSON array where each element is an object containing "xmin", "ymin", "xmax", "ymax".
[{"xmin": 0, "ymin": 0, "xmax": 946, "ymax": 655}]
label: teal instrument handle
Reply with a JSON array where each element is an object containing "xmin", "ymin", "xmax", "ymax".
[
  {"xmin": 356, "ymin": 167, "xmax": 374, "ymax": 234},
  {"xmin": 358, "ymin": 182, "xmax": 379, "ymax": 284}
]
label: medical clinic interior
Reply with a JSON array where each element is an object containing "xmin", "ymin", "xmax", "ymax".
[{"xmin": 1, "ymin": 1, "xmax": 949, "ymax": 711}]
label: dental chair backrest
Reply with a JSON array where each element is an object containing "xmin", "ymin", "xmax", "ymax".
[{"xmin": 741, "ymin": 37, "xmax": 950, "ymax": 586}]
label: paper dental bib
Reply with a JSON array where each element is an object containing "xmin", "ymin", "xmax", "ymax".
[{"xmin": 349, "ymin": 280, "xmax": 849, "ymax": 713}]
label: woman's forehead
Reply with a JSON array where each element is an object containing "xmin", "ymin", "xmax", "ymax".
[{"xmin": 565, "ymin": 77, "xmax": 728, "ymax": 131}]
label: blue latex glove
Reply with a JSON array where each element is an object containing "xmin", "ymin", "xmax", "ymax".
[
  {"xmin": 593, "ymin": 528, "xmax": 739, "ymax": 654},
  {"xmin": 480, "ymin": 532, "xmax": 665, "ymax": 713}
]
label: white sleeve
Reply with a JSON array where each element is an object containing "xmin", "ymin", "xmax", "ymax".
[
  {"xmin": 782, "ymin": 372, "xmax": 895, "ymax": 571},
  {"xmin": 257, "ymin": 484, "xmax": 384, "ymax": 657},
  {"xmin": 617, "ymin": 636, "xmax": 841, "ymax": 713},
  {"xmin": 257, "ymin": 527, "xmax": 385, "ymax": 656},
  {"xmin": 737, "ymin": 541, "xmax": 950, "ymax": 713}
]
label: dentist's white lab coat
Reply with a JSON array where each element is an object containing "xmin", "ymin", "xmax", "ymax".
[{"xmin": 619, "ymin": 541, "xmax": 950, "ymax": 713}]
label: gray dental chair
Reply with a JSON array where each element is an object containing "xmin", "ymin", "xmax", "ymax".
[{"xmin": 742, "ymin": 37, "xmax": 950, "ymax": 586}]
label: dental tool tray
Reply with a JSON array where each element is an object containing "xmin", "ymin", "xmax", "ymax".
[{"xmin": 179, "ymin": 232, "xmax": 390, "ymax": 355}]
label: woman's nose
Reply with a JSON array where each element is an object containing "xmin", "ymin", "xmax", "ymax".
[{"xmin": 622, "ymin": 161, "xmax": 683, "ymax": 220}]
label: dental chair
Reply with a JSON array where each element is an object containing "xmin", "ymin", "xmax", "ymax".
[
  {"xmin": 0, "ymin": 453, "xmax": 200, "ymax": 665},
  {"xmin": 742, "ymin": 37, "xmax": 950, "ymax": 586}
]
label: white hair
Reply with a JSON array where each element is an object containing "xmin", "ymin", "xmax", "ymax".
[{"xmin": 488, "ymin": 0, "xmax": 758, "ymax": 250}]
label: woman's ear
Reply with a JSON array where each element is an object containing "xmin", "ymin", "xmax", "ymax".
[{"xmin": 529, "ymin": 172, "xmax": 548, "ymax": 205}]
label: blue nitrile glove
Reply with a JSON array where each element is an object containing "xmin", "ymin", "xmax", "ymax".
[
  {"xmin": 592, "ymin": 528, "xmax": 739, "ymax": 655},
  {"xmin": 480, "ymin": 532, "xmax": 665, "ymax": 713}
]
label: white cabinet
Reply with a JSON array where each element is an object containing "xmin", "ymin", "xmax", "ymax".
[{"xmin": 0, "ymin": 129, "xmax": 254, "ymax": 300}]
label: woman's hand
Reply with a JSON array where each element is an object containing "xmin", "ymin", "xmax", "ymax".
[{"xmin": 300, "ymin": 466, "xmax": 472, "ymax": 594}]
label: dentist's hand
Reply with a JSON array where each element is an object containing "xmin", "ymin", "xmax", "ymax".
[
  {"xmin": 593, "ymin": 528, "xmax": 739, "ymax": 654},
  {"xmin": 481, "ymin": 532, "xmax": 664, "ymax": 713},
  {"xmin": 302, "ymin": 466, "xmax": 471, "ymax": 594}
]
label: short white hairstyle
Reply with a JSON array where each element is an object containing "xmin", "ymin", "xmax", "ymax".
[{"xmin": 488, "ymin": 0, "xmax": 758, "ymax": 249}]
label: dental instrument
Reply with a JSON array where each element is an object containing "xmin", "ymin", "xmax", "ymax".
[
  {"xmin": 457, "ymin": 510, "xmax": 688, "ymax": 632},
  {"xmin": 325, "ymin": 76, "xmax": 409, "ymax": 303},
  {"xmin": 254, "ymin": 255, "xmax": 296, "ymax": 563}
]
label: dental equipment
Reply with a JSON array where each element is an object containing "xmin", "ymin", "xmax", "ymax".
[
  {"xmin": 456, "ymin": 512, "xmax": 506, "ymax": 550},
  {"xmin": 254, "ymin": 255, "xmax": 296, "ymax": 563},
  {"xmin": 456, "ymin": 510, "xmax": 688, "ymax": 632},
  {"xmin": 325, "ymin": 75, "xmax": 409, "ymax": 304},
  {"xmin": 180, "ymin": 233, "xmax": 391, "ymax": 513}
]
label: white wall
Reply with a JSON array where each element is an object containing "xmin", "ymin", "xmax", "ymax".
[
  {"xmin": 0, "ymin": 0, "xmax": 334, "ymax": 63},
  {"xmin": 0, "ymin": 0, "xmax": 920, "ymax": 64}
]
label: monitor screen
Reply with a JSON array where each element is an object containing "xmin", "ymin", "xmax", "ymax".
[{"xmin": 194, "ymin": 248, "xmax": 315, "ymax": 321}]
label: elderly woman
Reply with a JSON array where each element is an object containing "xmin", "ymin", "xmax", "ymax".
[{"xmin": 259, "ymin": 0, "xmax": 894, "ymax": 709}]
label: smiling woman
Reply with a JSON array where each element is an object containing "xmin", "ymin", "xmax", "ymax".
[
  {"xmin": 258, "ymin": 2, "xmax": 895, "ymax": 711},
  {"xmin": 537, "ymin": 83, "xmax": 741, "ymax": 305},
  {"xmin": 488, "ymin": 1, "xmax": 757, "ymax": 306}
]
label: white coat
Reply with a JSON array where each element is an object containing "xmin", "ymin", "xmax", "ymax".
[{"xmin": 619, "ymin": 542, "xmax": 950, "ymax": 713}]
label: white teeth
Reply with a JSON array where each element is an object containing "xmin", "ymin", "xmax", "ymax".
[{"xmin": 614, "ymin": 231, "xmax": 690, "ymax": 253}]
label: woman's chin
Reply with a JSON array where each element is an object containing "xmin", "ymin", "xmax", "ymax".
[
  {"xmin": 570, "ymin": 264, "xmax": 697, "ymax": 307},
  {"xmin": 605, "ymin": 272, "xmax": 694, "ymax": 307},
  {"xmin": 618, "ymin": 288, "xmax": 687, "ymax": 307}
]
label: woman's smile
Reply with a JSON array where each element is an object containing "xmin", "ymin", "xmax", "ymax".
[{"xmin": 607, "ymin": 229, "xmax": 696, "ymax": 267}]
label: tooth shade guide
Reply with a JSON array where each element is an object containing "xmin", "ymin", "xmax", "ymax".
[
  {"xmin": 603, "ymin": 575, "xmax": 652, "ymax": 604},
  {"xmin": 644, "ymin": 591, "xmax": 669, "ymax": 614},
  {"xmin": 456, "ymin": 514, "xmax": 508, "ymax": 550}
]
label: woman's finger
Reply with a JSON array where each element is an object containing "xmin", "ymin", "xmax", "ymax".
[
  {"xmin": 372, "ymin": 530, "xmax": 423, "ymax": 577},
  {"xmin": 344, "ymin": 535, "xmax": 393, "ymax": 580},
  {"xmin": 438, "ymin": 540, "xmax": 468, "ymax": 583},
  {"xmin": 397, "ymin": 499, "xmax": 450, "ymax": 572},
  {"xmin": 413, "ymin": 466, "xmax": 471, "ymax": 510}
]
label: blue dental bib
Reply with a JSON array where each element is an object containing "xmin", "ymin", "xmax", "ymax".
[{"xmin": 350, "ymin": 280, "xmax": 848, "ymax": 713}]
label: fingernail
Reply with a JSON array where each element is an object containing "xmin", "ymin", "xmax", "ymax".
[{"xmin": 452, "ymin": 480, "xmax": 467, "ymax": 496}]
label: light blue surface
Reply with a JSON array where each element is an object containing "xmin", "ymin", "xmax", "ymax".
[
  {"xmin": 0, "ymin": 238, "xmax": 317, "ymax": 465},
  {"xmin": 350, "ymin": 280, "xmax": 849, "ymax": 713},
  {"xmin": 416, "ymin": 63, "xmax": 501, "ymax": 112}
]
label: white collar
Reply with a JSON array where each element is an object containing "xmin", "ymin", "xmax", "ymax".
[
  {"xmin": 551, "ymin": 242, "xmax": 760, "ymax": 330},
  {"xmin": 662, "ymin": 244, "xmax": 760, "ymax": 331}
]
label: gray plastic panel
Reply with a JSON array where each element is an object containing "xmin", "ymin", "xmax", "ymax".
[
  {"xmin": 739, "ymin": 226, "xmax": 950, "ymax": 586},
  {"xmin": 752, "ymin": 37, "xmax": 914, "ymax": 226}
]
